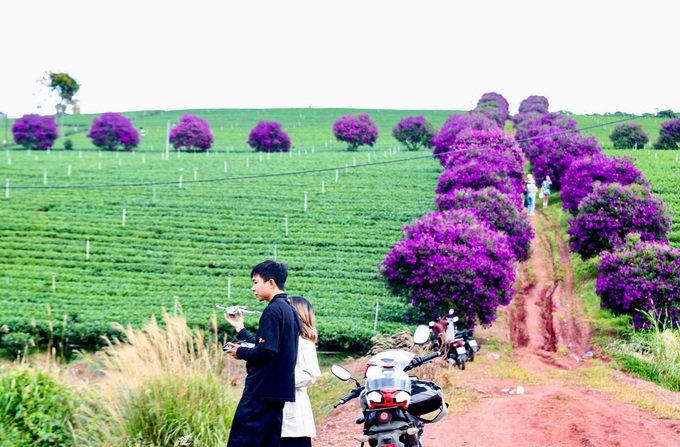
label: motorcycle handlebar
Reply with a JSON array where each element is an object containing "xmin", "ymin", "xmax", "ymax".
[
  {"xmin": 334, "ymin": 386, "xmax": 363, "ymax": 408},
  {"xmin": 404, "ymin": 351, "xmax": 441, "ymax": 371}
]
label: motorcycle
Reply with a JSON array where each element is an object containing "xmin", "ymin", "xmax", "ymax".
[
  {"xmin": 330, "ymin": 324, "xmax": 447, "ymax": 447},
  {"xmin": 429, "ymin": 309, "xmax": 480, "ymax": 370}
]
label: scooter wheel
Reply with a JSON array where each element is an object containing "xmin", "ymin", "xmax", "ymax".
[
  {"xmin": 458, "ymin": 361, "xmax": 466, "ymax": 370},
  {"xmin": 468, "ymin": 351, "xmax": 475, "ymax": 362}
]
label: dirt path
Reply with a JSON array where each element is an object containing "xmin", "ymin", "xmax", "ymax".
[{"xmin": 315, "ymin": 211, "xmax": 680, "ymax": 447}]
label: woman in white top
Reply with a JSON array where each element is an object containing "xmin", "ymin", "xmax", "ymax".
[
  {"xmin": 282, "ymin": 295, "xmax": 322, "ymax": 447},
  {"xmin": 525, "ymin": 174, "xmax": 539, "ymax": 216}
]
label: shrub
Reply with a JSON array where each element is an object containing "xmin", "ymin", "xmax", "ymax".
[
  {"xmin": 86, "ymin": 112, "xmax": 139, "ymax": 151},
  {"xmin": 435, "ymin": 187, "xmax": 534, "ymax": 262},
  {"xmin": 596, "ymin": 240, "xmax": 680, "ymax": 330},
  {"xmin": 332, "ymin": 113, "xmax": 378, "ymax": 151},
  {"xmin": 523, "ymin": 129, "xmax": 602, "ymax": 190},
  {"xmin": 431, "ymin": 111, "xmax": 497, "ymax": 164},
  {"xmin": 379, "ymin": 209, "xmax": 516, "ymax": 328},
  {"xmin": 0, "ymin": 365, "xmax": 77, "ymax": 447},
  {"xmin": 560, "ymin": 153, "xmax": 649, "ymax": 215},
  {"xmin": 246, "ymin": 120, "xmax": 291, "ymax": 153},
  {"xmin": 392, "ymin": 116, "xmax": 437, "ymax": 151},
  {"xmin": 11, "ymin": 114, "xmax": 58, "ymax": 150},
  {"xmin": 169, "ymin": 114, "xmax": 214, "ymax": 152},
  {"xmin": 63, "ymin": 138, "xmax": 73, "ymax": 150},
  {"xmin": 609, "ymin": 122, "xmax": 649, "ymax": 149},
  {"xmin": 567, "ymin": 183, "xmax": 672, "ymax": 260},
  {"xmin": 517, "ymin": 95, "xmax": 549, "ymax": 114},
  {"xmin": 435, "ymin": 159, "xmax": 524, "ymax": 210},
  {"xmin": 653, "ymin": 117, "xmax": 680, "ymax": 150},
  {"xmin": 475, "ymin": 92, "xmax": 510, "ymax": 127}
]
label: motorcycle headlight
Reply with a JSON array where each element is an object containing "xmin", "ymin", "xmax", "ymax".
[
  {"xmin": 394, "ymin": 390, "xmax": 410, "ymax": 404},
  {"xmin": 366, "ymin": 391, "xmax": 383, "ymax": 404}
]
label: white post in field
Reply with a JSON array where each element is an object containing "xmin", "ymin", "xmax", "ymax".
[
  {"xmin": 304, "ymin": 192, "xmax": 308, "ymax": 213},
  {"xmin": 43, "ymin": 170, "xmax": 47, "ymax": 185},
  {"xmin": 165, "ymin": 120, "xmax": 170, "ymax": 159},
  {"xmin": 367, "ymin": 152, "xmax": 371, "ymax": 163},
  {"xmin": 67, "ymin": 164, "xmax": 72, "ymax": 177},
  {"xmin": 179, "ymin": 168, "xmax": 184, "ymax": 188},
  {"xmin": 5, "ymin": 179, "xmax": 9, "ymax": 198},
  {"xmin": 152, "ymin": 184, "xmax": 157, "ymax": 203},
  {"xmin": 321, "ymin": 180, "xmax": 325, "ymax": 194},
  {"xmin": 335, "ymin": 169, "xmax": 339, "ymax": 183},
  {"xmin": 224, "ymin": 160, "xmax": 228, "ymax": 173},
  {"xmin": 52, "ymin": 272, "xmax": 56, "ymax": 293},
  {"xmin": 86, "ymin": 238, "xmax": 90, "ymax": 260},
  {"xmin": 227, "ymin": 274, "xmax": 232, "ymax": 300},
  {"xmin": 284, "ymin": 215, "xmax": 289, "ymax": 237},
  {"xmin": 122, "ymin": 209, "xmax": 127, "ymax": 227},
  {"xmin": 194, "ymin": 167, "xmax": 198, "ymax": 181},
  {"xmin": 373, "ymin": 300, "xmax": 379, "ymax": 332}
]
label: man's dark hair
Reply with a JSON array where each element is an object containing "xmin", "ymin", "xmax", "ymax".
[{"xmin": 251, "ymin": 260, "xmax": 288, "ymax": 290}]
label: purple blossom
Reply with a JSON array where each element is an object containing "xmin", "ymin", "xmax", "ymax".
[
  {"xmin": 379, "ymin": 209, "xmax": 516, "ymax": 328},
  {"xmin": 11, "ymin": 114, "xmax": 58, "ymax": 150},
  {"xmin": 431, "ymin": 111, "xmax": 498, "ymax": 164},
  {"xmin": 247, "ymin": 121, "xmax": 291, "ymax": 153},
  {"xmin": 567, "ymin": 183, "xmax": 672, "ymax": 260},
  {"xmin": 435, "ymin": 187, "xmax": 534, "ymax": 262},
  {"xmin": 561, "ymin": 153, "xmax": 649, "ymax": 215},
  {"xmin": 597, "ymin": 240, "xmax": 680, "ymax": 330},
  {"xmin": 169, "ymin": 114, "xmax": 214, "ymax": 152},
  {"xmin": 87, "ymin": 112, "xmax": 139, "ymax": 151},
  {"xmin": 392, "ymin": 116, "xmax": 437, "ymax": 151},
  {"xmin": 332, "ymin": 113, "xmax": 378, "ymax": 151}
]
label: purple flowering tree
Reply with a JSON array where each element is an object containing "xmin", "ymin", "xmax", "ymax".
[
  {"xmin": 596, "ymin": 240, "xmax": 680, "ymax": 330},
  {"xmin": 87, "ymin": 113, "xmax": 139, "ymax": 151},
  {"xmin": 523, "ymin": 129, "xmax": 601, "ymax": 190},
  {"xmin": 392, "ymin": 116, "xmax": 437, "ymax": 151},
  {"xmin": 475, "ymin": 92, "xmax": 510, "ymax": 127},
  {"xmin": 561, "ymin": 154, "xmax": 649, "ymax": 215},
  {"xmin": 608, "ymin": 122, "xmax": 649, "ymax": 149},
  {"xmin": 379, "ymin": 209, "xmax": 516, "ymax": 327},
  {"xmin": 436, "ymin": 159, "xmax": 524, "ymax": 210},
  {"xmin": 567, "ymin": 183, "xmax": 672, "ymax": 260},
  {"xmin": 169, "ymin": 114, "xmax": 214, "ymax": 152},
  {"xmin": 517, "ymin": 95, "xmax": 549, "ymax": 114},
  {"xmin": 653, "ymin": 117, "xmax": 680, "ymax": 149},
  {"xmin": 11, "ymin": 114, "xmax": 58, "ymax": 150},
  {"xmin": 332, "ymin": 113, "xmax": 378, "ymax": 151},
  {"xmin": 435, "ymin": 187, "xmax": 534, "ymax": 262},
  {"xmin": 247, "ymin": 121, "xmax": 291, "ymax": 153},
  {"xmin": 431, "ymin": 111, "xmax": 497, "ymax": 164}
]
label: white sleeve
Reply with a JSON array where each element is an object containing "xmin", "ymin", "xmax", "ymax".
[{"xmin": 294, "ymin": 339, "xmax": 321, "ymax": 388}]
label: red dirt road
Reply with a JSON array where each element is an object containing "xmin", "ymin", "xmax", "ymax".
[{"xmin": 315, "ymin": 212, "xmax": 680, "ymax": 447}]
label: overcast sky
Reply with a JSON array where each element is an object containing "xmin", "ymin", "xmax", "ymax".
[{"xmin": 2, "ymin": 0, "xmax": 675, "ymax": 118}]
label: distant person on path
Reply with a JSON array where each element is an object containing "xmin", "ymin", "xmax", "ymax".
[
  {"xmin": 282, "ymin": 295, "xmax": 321, "ymax": 447},
  {"xmin": 224, "ymin": 260, "xmax": 300, "ymax": 447},
  {"xmin": 525, "ymin": 174, "xmax": 538, "ymax": 216},
  {"xmin": 540, "ymin": 175, "xmax": 552, "ymax": 208}
]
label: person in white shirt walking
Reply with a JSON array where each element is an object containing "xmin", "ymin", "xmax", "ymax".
[
  {"xmin": 525, "ymin": 174, "xmax": 539, "ymax": 216},
  {"xmin": 282, "ymin": 295, "xmax": 322, "ymax": 447}
]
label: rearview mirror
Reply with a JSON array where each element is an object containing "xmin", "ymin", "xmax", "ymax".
[
  {"xmin": 331, "ymin": 364, "xmax": 352, "ymax": 381},
  {"xmin": 413, "ymin": 324, "xmax": 430, "ymax": 344}
]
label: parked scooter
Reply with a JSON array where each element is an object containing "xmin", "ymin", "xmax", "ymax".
[
  {"xmin": 331, "ymin": 324, "xmax": 447, "ymax": 447},
  {"xmin": 429, "ymin": 309, "xmax": 480, "ymax": 370}
]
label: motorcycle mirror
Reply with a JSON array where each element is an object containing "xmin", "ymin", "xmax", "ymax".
[
  {"xmin": 413, "ymin": 324, "xmax": 430, "ymax": 344},
  {"xmin": 331, "ymin": 364, "xmax": 353, "ymax": 381}
]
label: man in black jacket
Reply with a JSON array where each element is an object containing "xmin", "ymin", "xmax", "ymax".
[{"xmin": 224, "ymin": 260, "xmax": 300, "ymax": 447}]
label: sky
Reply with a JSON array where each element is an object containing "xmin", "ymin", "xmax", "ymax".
[{"xmin": 2, "ymin": 0, "xmax": 676, "ymax": 119}]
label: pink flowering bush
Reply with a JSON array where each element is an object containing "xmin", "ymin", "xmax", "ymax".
[
  {"xmin": 379, "ymin": 209, "xmax": 516, "ymax": 327},
  {"xmin": 332, "ymin": 113, "xmax": 378, "ymax": 151},
  {"xmin": 596, "ymin": 240, "xmax": 680, "ymax": 330},
  {"xmin": 431, "ymin": 111, "xmax": 497, "ymax": 164},
  {"xmin": 608, "ymin": 122, "xmax": 649, "ymax": 149},
  {"xmin": 392, "ymin": 116, "xmax": 437, "ymax": 151},
  {"xmin": 247, "ymin": 121, "xmax": 291, "ymax": 153},
  {"xmin": 87, "ymin": 112, "xmax": 139, "ymax": 151},
  {"xmin": 513, "ymin": 112, "xmax": 578, "ymax": 145},
  {"xmin": 435, "ymin": 187, "xmax": 534, "ymax": 262},
  {"xmin": 567, "ymin": 183, "xmax": 672, "ymax": 260},
  {"xmin": 475, "ymin": 92, "xmax": 510, "ymax": 127},
  {"xmin": 11, "ymin": 114, "xmax": 58, "ymax": 150},
  {"xmin": 169, "ymin": 114, "xmax": 214, "ymax": 152},
  {"xmin": 561, "ymin": 154, "xmax": 649, "ymax": 215}
]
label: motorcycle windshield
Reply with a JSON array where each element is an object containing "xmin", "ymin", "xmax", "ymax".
[{"xmin": 367, "ymin": 349, "xmax": 416, "ymax": 370}]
